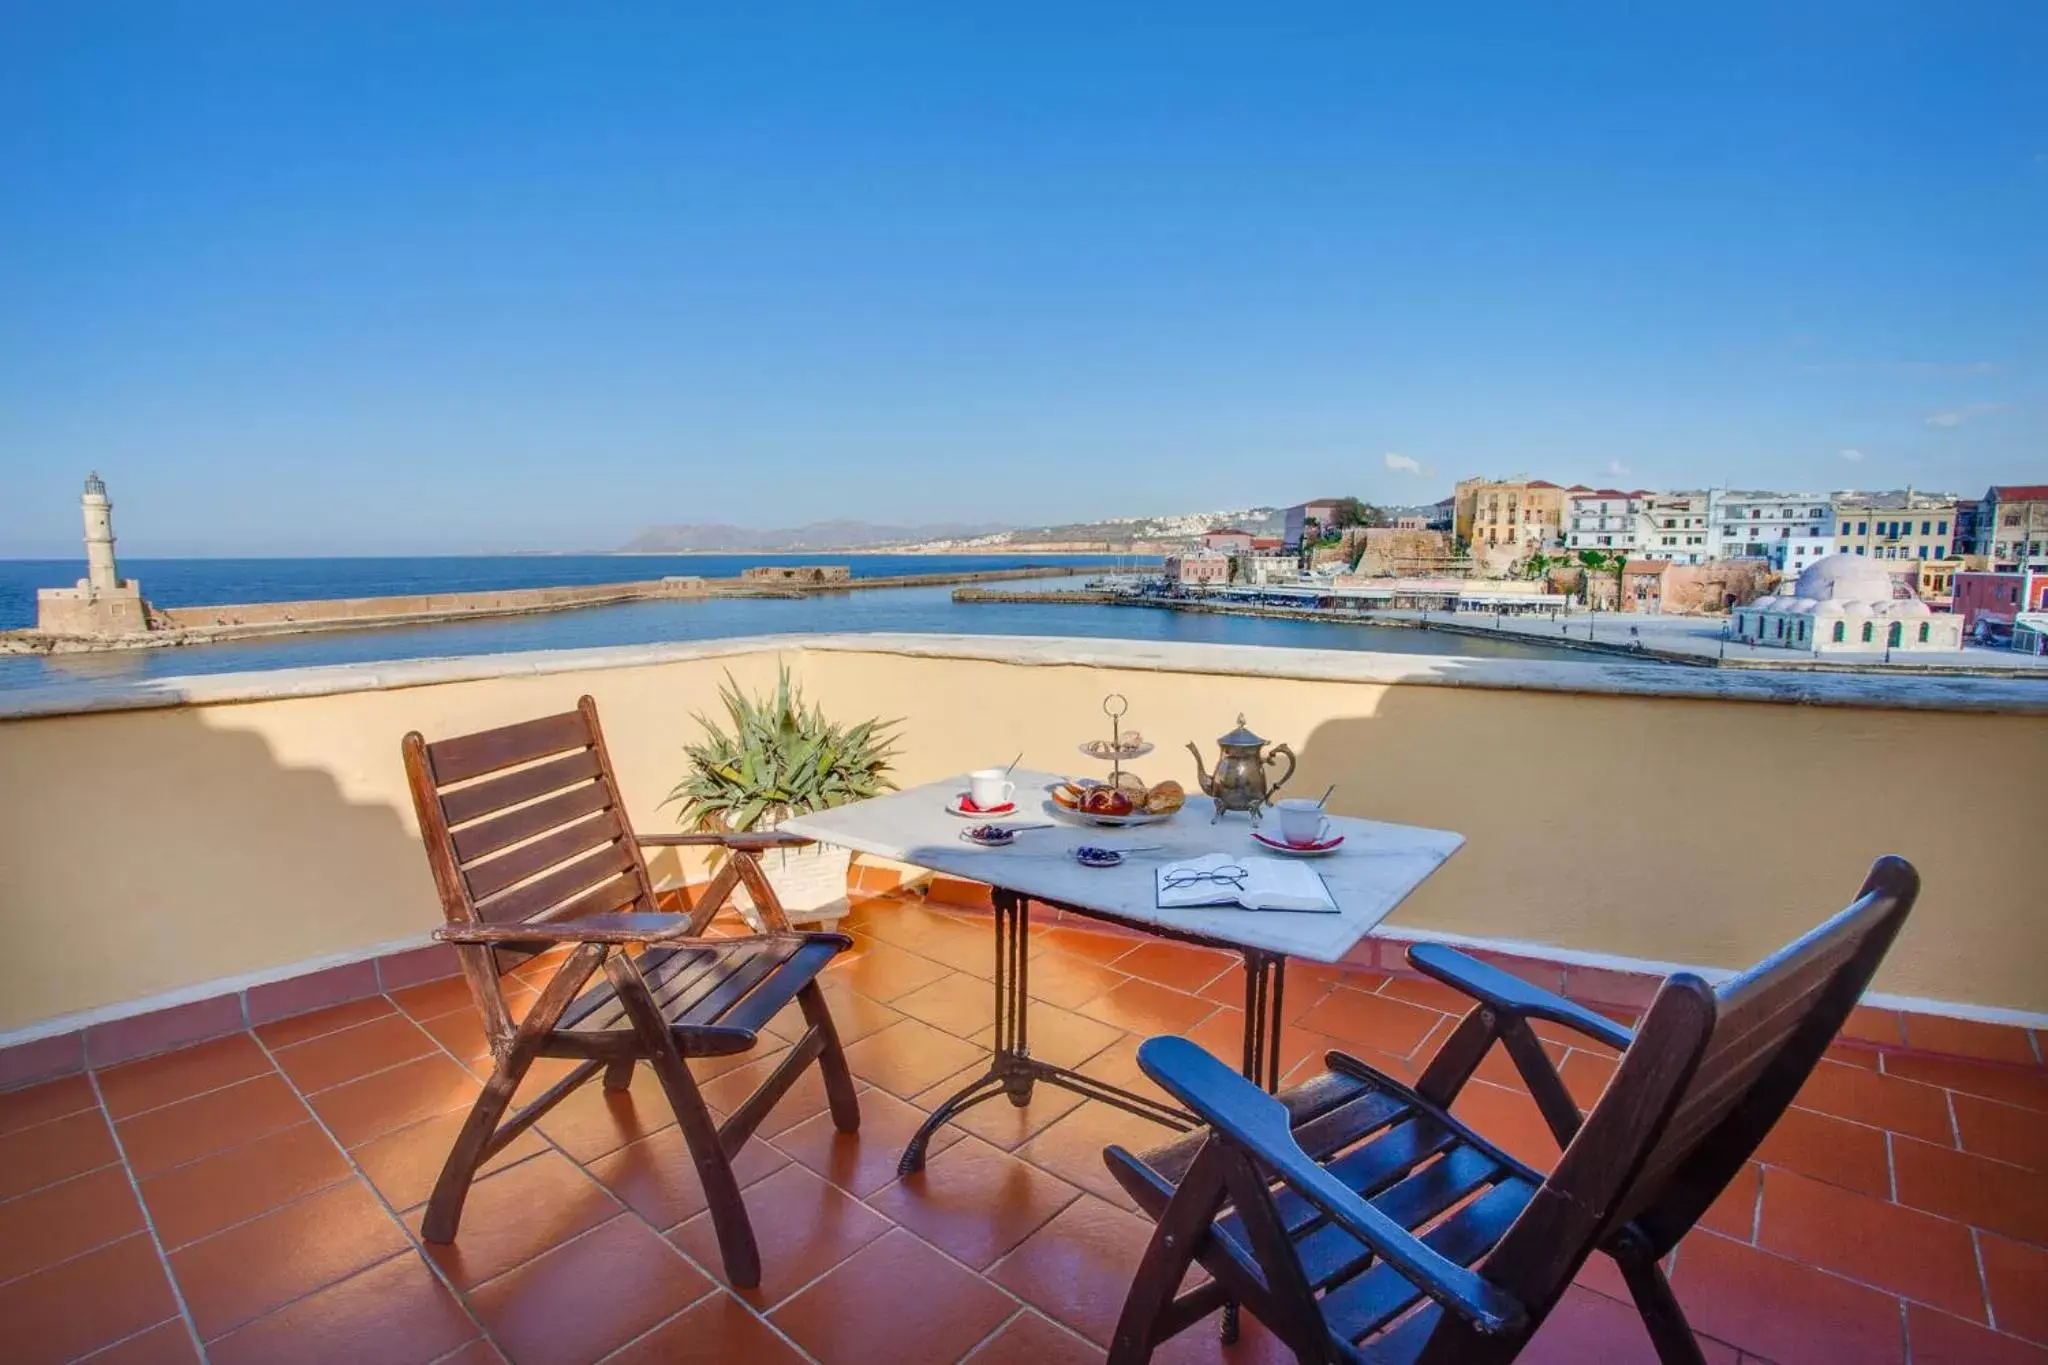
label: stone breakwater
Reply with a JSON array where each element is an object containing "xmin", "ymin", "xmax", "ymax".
[{"xmin": 3, "ymin": 565, "xmax": 1083, "ymax": 654}]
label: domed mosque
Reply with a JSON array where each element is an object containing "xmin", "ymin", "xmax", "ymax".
[{"xmin": 1733, "ymin": 553, "xmax": 1963, "ymax": 654}]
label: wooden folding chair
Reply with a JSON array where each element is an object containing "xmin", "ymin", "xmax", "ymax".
[
  {"xmin": 1102, "ymin": 856, "xmax": 1920, "ymax": 1363},
  {"xmin": 402, "ymin": 696, "xmax": 860, "ymax": 1288}
]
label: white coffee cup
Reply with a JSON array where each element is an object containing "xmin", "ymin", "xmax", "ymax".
[
  {"xmin": 1274, "ymin": 797, "xmax": 1329, "ymax": 846},
  {"xmin": 968, "ymin": 769, "xmax": 1016, "ymax": 810}
]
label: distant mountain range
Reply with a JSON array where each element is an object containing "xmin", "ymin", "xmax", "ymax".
[{"xmin": 620, "ymin": 506, "xmax": 1287, "ymax": 553}]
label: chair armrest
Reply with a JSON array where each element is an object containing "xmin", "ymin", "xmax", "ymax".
[
  {"xmin": 436, "ymin": 913, "xmax": 701, "ymax": 946},
  {"xmin": 1136, "ymin": 1036, "xmax": 1527, "ymax": 1337},
  {"xmin": 1407, "ymin": 944, "xmax": 1634, "ymax": 1052},
  {"xmin": 635, "ymin": 831, "xmax": 813, "ymax": 851}
]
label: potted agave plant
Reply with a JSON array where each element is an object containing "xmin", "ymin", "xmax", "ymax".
[{"xmin": 666, "ymin": 666, "xmax": 900, "ymax": 932}]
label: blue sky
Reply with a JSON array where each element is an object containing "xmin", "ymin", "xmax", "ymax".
[{"xmin": 3, "ymin": 2, "xmax": 2043, "ymax": 556}]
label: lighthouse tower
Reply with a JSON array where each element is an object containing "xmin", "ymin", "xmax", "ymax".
[{"xmin": 36, "ymin": 473, "xmax": 151, "ymax": 636}]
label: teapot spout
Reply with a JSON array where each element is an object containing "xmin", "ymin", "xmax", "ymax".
[{"xmin": 1185, "ymin": 740, "xmax": 1213, "ymax": 795}]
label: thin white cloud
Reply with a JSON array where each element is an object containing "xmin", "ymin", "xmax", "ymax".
[
  {"xmin": 1384, "ymin": 453, "xmax": 1423, "ymax": 475},
  {"xmin": 1925, "ymin": 403, "xmax": 2009, "ymax": 429},
  {"xmin": 1839, "ymin": 448, "xmax": 1865, "ymax": 463},
  {"xmin": 1603, "ymin": 459, "xmax": 1629, "ymax": 478}
]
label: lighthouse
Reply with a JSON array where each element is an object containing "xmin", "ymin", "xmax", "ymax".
[{"xmin": 36, "ymin": 473, "xmax": 151, "ymax": 636}]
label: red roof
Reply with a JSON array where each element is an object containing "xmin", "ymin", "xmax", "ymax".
[
  {"xmin": 1989, "ymin": 485, "xmax": 2048, "ymax": 502},
  {"xmin": 1250, "ymin": 536, "xmax": 1282, "ymax": 550},
  {"xmin": 1526, "ymin": 480, "xmax": 1560, "ymax": 489}
]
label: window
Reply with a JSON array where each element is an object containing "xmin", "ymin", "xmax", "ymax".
[
  {"xmin": 1751, "ymin": 509, "xmax": 1761, "ymax": 519},
  {"xmin": 1888, "ymin": 622, "xmax": 1903, "ymax": 647},
  {"xmin": 1921, "ymin": 521, "xmax": 1931, "ymax": 535},
  {"xmin": 1833, "ymin": 621, "xmax": 1846, "ymax": 643},
  {"xmin": 1855, "ymin": 546, "xmax": 1866, "ymax": 555},
  {"xmin": 1919, "ymin": 623, "xmax": 1930, "ymax": 643},
  {"xmin": 1775, "ymin": 618, "xmax": 1785, "ymax": 639},
  {"xmin": 1862, "ymin": 622, "xmax": 1875, "ymax": 643},
  {"xmin": 1919, "ymin": 546, "xmax": 1928, "ymax": 559},
  {"xmin": 1858, "ymin": 521, "xmax": 1868, "ymax": 534},
  {"xmin": 1939, "ymin": 521, "xmax": 1948, "ymax": 534}
]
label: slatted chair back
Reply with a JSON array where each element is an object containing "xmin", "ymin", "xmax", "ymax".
[
  {"xmin": 402, "ymin": 696, "xmax": 658, "ymax": 1043},
  {"xmin": 1481, "ymin": 856, "xmax": 1920, "ymax": 1318}
]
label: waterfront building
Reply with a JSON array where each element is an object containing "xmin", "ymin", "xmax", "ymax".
[
  {"xmin": 1768, "ymin": 535, "xmax": 1835, "ymax": 582},
  {"xmin": 1638, "ymin": 492, "xmax": 1714, "ymax": 563},
  {"xmin": 1709, "ymin": 490, "xmax": 1833, "ymax": 562},
  {"xmin": 1953, "ymin": 570, "xmax": 2048, "ymax": 637},
  {"xmin": 1200, "ymin": 528, "xmax": 1256, "ymax": 554},
  {"xmin": 1953, "ymin": 498, "xmax": 1982, "ymax": 558},
  {"xmin": 1236, "ymin": 552, "xmax": 1301, "ymax": 586},
  {"xmin": 1163, "ymin": 550, "xmax": 1231, "ymax": 588},
  {"xmin": 35, "ymin": 473, "xmax": 151, "ymax": 637},
  {"xmin": 1832, "ymin": 491, "xmax": 1959, "ymax": 563},
  {"xmin": 1281, "ymin": 499, "xmax": 1347, "ymax": 550},
  {"xmin": 740, "ymin": 565, "xmax": 851, "ymax": 584},
  {"xmin": 1908, "ymin": 559, "xmax": 1959, "ymax": 609},
  {"xmin": 1734, "ymin": 554, "xmax": 1961, "ymax": 654},
  {"xmin": 1974, "ymin": 485, "xmax": 2048, "ymax": 570},
  {"xmin": 1564, "ymin": 489, "xmax": 1649, "ymax": 555},
  {"xmin": 1453, "ymin": 477, "xmax": 1576, "ymax": 552}
]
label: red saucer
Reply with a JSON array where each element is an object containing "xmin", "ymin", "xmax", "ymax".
[
  {"xmin": 951, "ymin": 794, "xmax": 1017, "ymax": 816},
  {"xmin": 1251, "ymin": 830, "xmax": 1345, "ymax": 854}
]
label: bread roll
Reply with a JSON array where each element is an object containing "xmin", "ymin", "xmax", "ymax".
[{"xmin": 1142, "ymin": 780, "xmax": 1185, "ymax": 814}]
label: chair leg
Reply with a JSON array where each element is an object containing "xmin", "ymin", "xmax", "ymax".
[
  {"xmin": 603, "ymin": 1059, "xmax": 636, "ymax": 1092},
  {"xmin": 1108, "ymin": 1142, "xmax": 1230, "ymax": 1365},
  {"xmin": 799, "ymin": 982, "xmax": 860, "ymax": 1133},
  {"xmin": 1618, "ymin": 1249, "xmax": 1708, "ymax": 1365},
  {"xmin": 422, "ymin": 1049, "xmax": 531, "ymax": 1243}
]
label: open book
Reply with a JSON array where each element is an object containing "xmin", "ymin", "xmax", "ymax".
[{"xmin": 1156, "ymin": 853, "xmax": 1339, "ymax": 914}]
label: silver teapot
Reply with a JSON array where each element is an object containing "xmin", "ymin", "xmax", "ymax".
[{"xmin": 1187, "ymin": 715, "xmax": 1296, "ymax": 821}]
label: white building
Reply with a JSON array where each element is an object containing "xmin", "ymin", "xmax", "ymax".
[
  {"xmin": 1565, "ymin": 490, "xmax": 1648, "ymax": 555},
  {"xmin": 1769, "ymin": 536, "xmax": 1835, "ymax": 582},
  {"xmin": 1711, "ymin": 491, "xmax": 1834, "ymax": 562},
  {"xmin": 1237, "ymin": 552, "xmax": 1302, "ymax": 586},
  {"xmin": 1733, "ymin": 555, "xmax": 1962, "ymax": 655},
  {"xmin": 1638, "ymin": 492, "xmax": 1714, "ymax": 563}
]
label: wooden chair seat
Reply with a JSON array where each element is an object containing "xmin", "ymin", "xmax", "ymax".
[
  {"xmin": 1111, "ymin": 1057, "xmax": 1543, "ymax": 1355},
  {"xmin": 554, "ymin": 933, "xmax": 848, "ymax": 1055}
]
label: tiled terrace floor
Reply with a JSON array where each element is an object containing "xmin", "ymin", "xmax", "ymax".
[{"xmin": 4, "ymin": 891, "xmax": 2046, "ymax": 1365}]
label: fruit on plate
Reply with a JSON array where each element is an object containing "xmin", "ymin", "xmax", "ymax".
[
  {"xmin": 1142, "ymin": 779, "xmax": 1185, "ymax": 815},
  {"xmin": 1081, "ymin": 786, "xmax": 1135, "ymax": 817}
]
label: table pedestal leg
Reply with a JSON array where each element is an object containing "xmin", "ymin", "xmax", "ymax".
[
  {"xmin": 1218, "ymin": 947, "xmax": 1288, "ymax": 1344},
  {"xmin": 898, "ymin": 889, "xmax": 1193, "ymax": 1176}
]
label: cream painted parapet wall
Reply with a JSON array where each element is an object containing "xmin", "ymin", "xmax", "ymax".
[{"xmin": 0, "ymin": 633, "xmax": 2043, "ymax": 1035}]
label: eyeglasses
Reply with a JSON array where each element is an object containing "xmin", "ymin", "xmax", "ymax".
[{"xmin": 1161, "ymin": 864, "xmax": 1249, "ymax": 892}]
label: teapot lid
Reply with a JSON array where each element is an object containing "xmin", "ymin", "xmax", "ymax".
[{"xmin": 1217, "ymin": 714, "xmax": 1266, "ymax": 747}]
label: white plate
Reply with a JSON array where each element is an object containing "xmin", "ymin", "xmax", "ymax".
[
  {"xmin": 1045, "ymin": 800, "xmax": 1174, "ymax": 828},
  {"xmin": 947, "ymin": 795, "xmax": 1019, "ymax": 818},
  {"xmin": 1251, "ymin": 829, "xmax": 1346, "ymax": 857}
]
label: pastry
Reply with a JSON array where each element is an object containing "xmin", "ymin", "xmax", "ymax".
[
  {"xmin": 1082, "ymin": 786, "xmax": 1135, "ymax": 817},
  {"xmin": 1112, "ymin": 770, "xmax": 1148, "ymax": 796},
  {"xmin": 1142, "ymin": 780, "xmax": 1185, "ymax": 815}
]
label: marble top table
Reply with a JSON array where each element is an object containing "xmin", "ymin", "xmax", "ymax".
[{"xmin": 782, "ymin": 770, "xmax": 1464, "ymax": 1176}]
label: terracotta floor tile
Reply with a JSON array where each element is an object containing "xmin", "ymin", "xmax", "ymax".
[
  {"xmin": 1698, "ymin": 1161, "xmax": 1763, "ymax": 1240},
  {"xmin": 586, "ymin": 1126, "xmax": 788, "ymax": 1230},
  {"xmin": 892, "ymin": 971, "xmax": 1002, "ymax": 1037},
  {"xmin": 1017, "ymin": 1100, "xmax": 1187, "ymax": 1212},
  {"xmin": 1907, "ymin": 1304, "xmax": 2048, "ymax": 1364},
  {"xmin": 1292, "ymin": 986, "xmax": 1445, "ymax": 1058},
  {"xmin": 0, "ymin": 1072, "xmax": 98, "ymax": 1137},
  {"xmin": 1954, "ymin": 1092, "xmax": 2048, "ymax": 1172},
  {"xmin": 1076, "ymin": 1037, "xmax": 1178, "ymax": 1110},
  {"xmin": 604, "ymin": 1290, "xmax": 809, "ymax": 1364},
  {"xmin": 964, "ymin": 1309, "xmax": 1105, "ymax": 1364},
  {"xmin": 772, "ymin": 1227, "xmax": 1018, "ymax": 1365},
  {"xmin": 774, "ymin": 1087, "xmax": 963, "ymax": 1197},
  {"xmin": 1024, "ymin": 952, "xmax": 1132, "ymax": 1012},
  {"xmin": 1185, "ymin": 1008, "xmax": 1346, "ymax": 1082},
  {"xmin": 843, "ymin": 1018, "xmax": 991, "ymax": 1099},
  {"xmin": 869, "ymin": 1133, "xmax": 1081, "ymax": 1268},
  {"xmin": 351, "ymin": 1109, "xmax": 549, "ymax": 1211},
  {"xmin": 533, "ymin": 1063, "xmax": 678, "ymax": 1162},
  {"xmin": 1757, "ymin": 1167, "xmax": 1985, "ymax": 1318},
  {"xmin": 309, "ymin": 1052, "xmax": 482, "ymax": 1148},
  {"xmin": 1106, "ymin": 941, "xmax": 1235, "ymax": 995},
  {"xmin": 1554, "ymin": 1048, "xmax": 1617, "ymax": 1108},
  {"xmin": 1040, "ymin": 925, "xmax": 1146, "ymax": 965},
  {"xmin": 272, "ymin": 1012, "xmax": 438, "ymax": 1094},
  {"xmin": 670, "ymin": 1162, "xmax": 892, "ymax": 1308},
  {"xmin": 434, "ymin": 1340, "xmax": 509, "ymax": 1365},
  {"xmin": 1793, "ymin": 1058, "xmax": 1956, "ymax": 1146},
  {"xmin": 78, "ymin": 1319, "xmax": 202, "ymax": 1364},
  {"xmin": 1377, "ymin": 973, "xmax": 1481, "ymax": 1015},
  {"xmin": 970, "ymin": 1002, "xmax": 1126, "ymax": 1070},
  {"xmin": 1885, "ymin": 1053, "xmax": 2048, "ymax": 1113},
  {"xmin": 97, "ymin": 1033, "xmax": 275, "ymax": 1119},
  {"xmin": 391, "ymin": 975, "xmax": 478, "ymax": 1020},
  {"xmin": 1843, "ymin": 1005, "xmax": 1906, "ymax": 1049},
  {"xmin": 416, "ymin": 1006, "xmax": 494, "ymax": 1066},
  {"xmin": 1520, "ymin": 1286, "xmax": 1741, "ymax": 1365},
  {"xmin": 1904, "ymin": 1015, "xmax": 2040, "ymax": 1068},
  {"xmin": 1451, "ymin": 1078, "xmax": 1563, "ymax": 1173},
  {"xmin": 697, "ymin": 1047, "xmax": 864, "ymax": 1138},
  {"xmin": 0, "ymin": 1104, "xmax": 120, "ymax": 1199},
  {"xmin": 1075, "ymin": 979, "xmax": 1217, "ymax": 1037},
  {"xmin": 1981, "ymin": 1232, "xmax": 2048, "ymax": 1345},
  {"xmin": 1894, "ymin": 1134, "xmax": 2048, "ymax": 1244},
  {"xmin": 253, "ymin": 994, "xmax": 399, "ymax": 1050},
  {"xmin": 0, "ymin": 1234, "xmax": 178, "ymax": 1365},
  {"xmin": 0, "ymin": 1164, "xmax": 145, "ymax": 1283},
  {"xmin": 917, "ymin": 1061, "xmax": 1092, "ymax": 1149},
  {"xmin": 988, "ymin": 1194, "xmax": 1160, "ymax": 1347},
  {"xmin": 1669, "ymin": 1230, "xmax": 1906, "ymax": 1364},
  {"xmin": 206, "ymin": 1251, "xmax": 478, "ymax": 1365},
  {"xmin": 169, "ymin": 1178, "xmax": 410, "ymax": 1339},
  {"xmin": 1754, "ymin": 1105, "xmax": 1892, "ymax": 1197},
  {"xmin": 469, "ymin": 1214, "xmax": 712, "ymax": 1365},
  {"xmin": 117, "ymin": 1074, "xmax": 310, "ymax": 1179},
  {"xmin": 810, "ymin": 982, "xmax": 907, "ymax": 1044},
  {"xmin": 407, "ymin": 1148, "xmax": 623, "ymax": 1290},
  {"xmin": 138, "ymin": 1120, "xmax": 351, "ymax": 1249},
  {"xmin": 823, "ymin": 939, "xmax": 955, "ymax": 1002}
]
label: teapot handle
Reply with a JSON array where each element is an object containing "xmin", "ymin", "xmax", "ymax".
[{"xmin": 1264, "ymin": 743, "xmax": 1296, "ymax": 796}]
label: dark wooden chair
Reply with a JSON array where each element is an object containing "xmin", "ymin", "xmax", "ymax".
[
  {"xmin": 1102, "ymin": 856, "xmax": 1919, "ymax": 1364},
  {"xmin": 401, "ymin": 696, "xmax": 860, "ymax": 1289}
]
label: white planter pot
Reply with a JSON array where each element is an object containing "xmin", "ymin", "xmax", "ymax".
[{"xmin": 731, "ymin": 839, "xmax": 851, "ymax": 934}]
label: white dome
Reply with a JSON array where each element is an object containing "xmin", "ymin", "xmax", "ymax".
[
  {"xmin": 1842, "ymin": 600, "xmax": 1873, "ymax": 617},
  {"xmin": 1793, "ymin": 554, "xmax": 1900, "ymax": 603},
  {"xmin": 1812, "ymin": 599, "xmax": 1847, "ymax": 615},
  {"xmin": 1893, "ymin": 599, "xmax": 1932, "ymax": 617}
]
